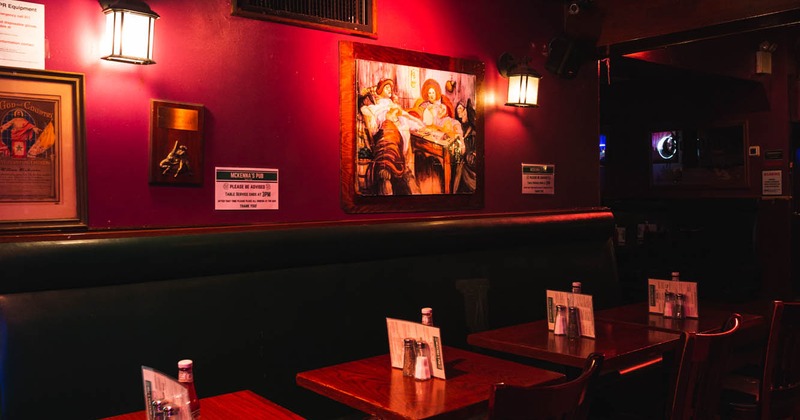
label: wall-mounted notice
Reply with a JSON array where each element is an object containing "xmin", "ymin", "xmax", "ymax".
[
  {"xmin": 762, "ymin": 170, "xmax": 782, "ymax": 196},
  {"xmin": 215, "ymin": 167, "xmax": 278, "ymax": 210},
  {"xmin": 0, "ymin": 1, "xmax": 44, "ymax": 69},
  {"xmin": 522, "ymin": 163, "xmax": 555, "ymax": 194}
]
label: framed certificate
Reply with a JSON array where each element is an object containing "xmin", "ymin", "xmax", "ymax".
[{"xmin": 0, "ymin": 67, "xmax": 87, "ymax": 233}]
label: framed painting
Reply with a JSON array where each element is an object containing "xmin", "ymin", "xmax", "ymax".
[
  {"xmin": 0, "ymin": 67, "xmax": 87, "ymax": 233},
  {"xmin": 340, "ymin": 41, "xmax": 485, "ymax": 213}
]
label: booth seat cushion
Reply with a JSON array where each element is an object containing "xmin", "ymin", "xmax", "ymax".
[{"xmin": 0, "ymin": 209, "xmax": 618, "ymax": 418}]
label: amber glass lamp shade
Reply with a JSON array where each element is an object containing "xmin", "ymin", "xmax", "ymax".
[
  {"xmin": 498, "ymin": 52, "xmax": 541, "ymax": 107},
  {"xmin": 100, "ymin": 0, "xmax": 159, "ymax": 65}
]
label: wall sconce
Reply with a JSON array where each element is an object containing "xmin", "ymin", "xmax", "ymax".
[
  {"xmin": 755, "ymin": 41, "xmax": 777, "ymax": 75},
  {"xmin": 497, "ymin": 53, "xmax": 542, "ymax": 107},
  {"xmin": 99, "ymin": 0, "xmax": 159, "ymax": 65}
]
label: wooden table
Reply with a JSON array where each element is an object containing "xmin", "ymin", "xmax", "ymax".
[
  {"xmin": 594, "ymin": 301, "xmax": 765, "ymax": 334},
  {"xmin": 295, "ymin": 346, "xmax": 564, "ymax": 420},
  {"xmin": 101, "ymin": 390, "xmax": 304, "ymax": 420},
  {"xmin": 411, "ymin": 131, "xmax": 454, "ymax": 194},
  {"xmin": 597, "ymin": 301, "xmax": 769, "ymax": 371},
  {"xmin": 467, "ymin": 319, "xmax": 680, "ymax": 374}
]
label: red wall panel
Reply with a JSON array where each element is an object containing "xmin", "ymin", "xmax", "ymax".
[{"xmin": 36, "ymin": 0, "xmax": 600, "ymax": 229}]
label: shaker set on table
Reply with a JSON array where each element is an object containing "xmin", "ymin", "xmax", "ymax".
[
  {"xmin": 402, "ymin": 307, "xmax": 435, "ymax": 381},
  {"xmin": 150, "ymin": 359, "xmax": 201, "ymax": 419},
  {"xmin": 553, "ymin": 282, "xmax": 582, "ymax": 339},
  {"xmin": 663, "ymin": 272, "xmax": 686, "ymax": 319}
]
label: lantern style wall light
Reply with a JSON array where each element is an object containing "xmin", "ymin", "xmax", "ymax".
[
  {"xmin": 99, "ymin": 0, "xmax": 159, "ymax": 64},
  {"xmin": 497, "ymin": 53, "xmax": 542, "ymax": 107},
  {"xmin": 755, "ymin": 41, "xmax": 777, "ymax": 75}
]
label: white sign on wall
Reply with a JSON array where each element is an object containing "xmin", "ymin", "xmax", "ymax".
[
  {"xmin": 0, "ymin": 1, "xmax": 44, "ymax": 69},
  {"xmin": 521, "ymin": 163, "xmax": 555, "ymax": 194},
  {"xmin": 762, "ymin": 170, "xmax": 782, "ymax": 196},
  {"xmin": 214, "ymin": 167, "xmax": 279, "ymax": 210}
]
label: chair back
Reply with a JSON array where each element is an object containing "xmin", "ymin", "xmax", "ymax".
[
  {"xmin": 669, "ymin": 313, "xmax": 743, "ymax": 420},
  {"xmin": 760, "ymin": 301, "xmax": 800, "ymax": 419},
  {"xmin": 488, "ymin": 353, "xmax": 604, "ymax": 420}
]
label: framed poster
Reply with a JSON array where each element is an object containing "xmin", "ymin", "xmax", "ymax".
[
  {"xmin": 0, "ymin": 67, "xmax": 87, "ymax": 232},
  {"xmin": 340, "ymin": 41, "xmax": 485, "ymax": 213}
]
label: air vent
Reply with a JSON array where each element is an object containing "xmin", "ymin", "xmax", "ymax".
[{"xmin": 232, "ymin": 0, "xmax": 376, "ymax": 38}]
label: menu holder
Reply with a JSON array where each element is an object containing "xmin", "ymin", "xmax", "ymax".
[
  {"xmin": 648, "ymin": 278, "xmax": 699, "ymax": 318},
  {"xmin": 141, "ymin": 366, "xmax": 190, "ymax": 419},
  {"xmin": 545, "ymin": 290, "xmax": 596, "ymax": 338},
  {"xmin": 386, "ymin": 318, "xmax": 446, "ymax": 379}
]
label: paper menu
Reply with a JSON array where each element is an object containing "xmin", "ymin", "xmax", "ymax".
[
  {"xmin": 545, "ymin": 290, "xmax": 596, "ymax": 338},
  {"xmin": 141, "ymin": 366, "xmax": 190, "ymax": 420},
  {"xmin": 648, "ymin": 278, "xmax": 699, "ymax": 318},
  {"xmin": 386, "ymin": 318, "xmax": 446, "ymax": 379}
]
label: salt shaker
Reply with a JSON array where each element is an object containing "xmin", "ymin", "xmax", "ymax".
[
  {"xmin": 414, "ymin": 340, "xmax": 432, "ymax": 381},
  {"xmin": 402, "ymin": 338, "xmax": 416, "ymax": 377},
  {"xmin": 554, "ymin": 305, "xmax": 567, "ymax": 336},
  {"xmin": 151, "ymin": 399, "xmax": 167, "ymax": 420},
  {"xmin": 162, "ymin": 404, "xmax": 179, "ymax": 418},
  {"xmin": 663, "ymin": 291, "xmax": 675, "ymax": 318},
  {"xmin": 567, "ymin": 306, "xmax": 580, "ymax": 340}
]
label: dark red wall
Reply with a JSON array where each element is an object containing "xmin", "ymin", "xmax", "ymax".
[{"xmin": 40, "ymin": 0, "xmax": 600, "ymax": 229}]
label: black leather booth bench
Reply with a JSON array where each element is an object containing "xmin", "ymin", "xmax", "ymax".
[{"xmin": 0, "ymin": 208, "xmax": 619, "ymax": 419}]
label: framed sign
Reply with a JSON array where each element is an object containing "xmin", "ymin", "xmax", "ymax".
[
  {"xmin": 0, "ymin": 67, "xmax": 87, "ymax": 232},
  {"xmin": 149, "ymin": 100, "xmax": 205, "ymax": 186},
  {"xmin": 340, "ymin": 41, "xmax": 485, "ymax": 213}
]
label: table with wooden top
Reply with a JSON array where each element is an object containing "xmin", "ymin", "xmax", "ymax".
[
  {"xmin": 101, "ymin": 390, "xmax": 304, "ymax": 420},
  {"xmin": 295, "ymin": 345, "xmax": 564, "ymax": 420},
  {"xmin": 595, "ymin": 301, "xmax": 768, "ymax": 369},
  {"xmin": 467, "ymin": 319, "xmax": 681, "ymax": 375},
  {"xmin": 594, "ymin": 301, "xmax": 765, "ymax": 334}
]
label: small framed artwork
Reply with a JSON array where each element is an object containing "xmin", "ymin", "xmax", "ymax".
[
  {"xmin": 0, "ymin": 67, "xmax": 87, "ymax": 233},
  {"xmin": 340, "ymin": 41, "xmax": 485, "ymax": 213},
  {"xmin": 149, "ymin": 100, "xmax": 205, "ymax": 186}
]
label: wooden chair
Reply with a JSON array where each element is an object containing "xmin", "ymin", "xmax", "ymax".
[
  {"xmin": 487, "ymin": 353, "xmax": 604, "ymax": 420},
  {"xmin": 722, "ymin": 301, "xmax": 800, "ymax": 419},
  {"xmin": 668, "ymin": 313, "xmax": 743, "ymax": 420}
]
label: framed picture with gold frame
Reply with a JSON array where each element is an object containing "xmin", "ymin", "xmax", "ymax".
[
  {"xmin": 340, "ymin": 41, "xmax": 485, "ymax": 213},
  {"xmin": 0, "ymin": 67, "xmax": 87, "ymax": 233}
]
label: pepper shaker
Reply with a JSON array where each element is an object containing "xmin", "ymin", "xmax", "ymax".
[
  {"xmin": 674, "ymin": 293, "xmax": 686, "ymax": 319},
  {"xmin": 567, "ymin": 306, "xmax": 580, "ymax": 340},
  {"xmin": 402, "ymin": 338, "xmax": 416, "ymax": 377}
]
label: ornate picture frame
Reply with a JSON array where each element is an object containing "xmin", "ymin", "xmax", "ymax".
[
  {"xmin": 0, "ymin": 67, "xmax": 87, "ymax": 233},
  {"xmin": 340, "ymin": 41, "xmax": 485, "ymax": 213}
]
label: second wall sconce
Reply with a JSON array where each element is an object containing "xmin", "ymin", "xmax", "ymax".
[
  {"xmin": 100, "ymin": 0, "xmax": 159, "ymax": 65},
  {"xmin": 755, "ymin": 41, "xmax": 777, "ymax": 75},
  {"xmin": 497, "ymin": 53, "xmax": 541, "ymax": 107}
]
